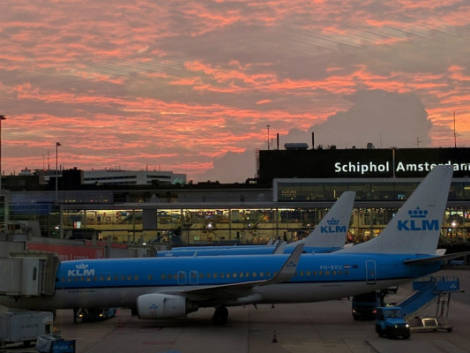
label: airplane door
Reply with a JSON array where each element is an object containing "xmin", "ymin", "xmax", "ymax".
[
  {"xmin": 177, "ymin": 271, "xmax": 187, "ymax": 285},
  {"xmin": 189, "ymin": 270, "xmax": 199, "ymax": 285},
  {"xmin": 365, "ymin": 260, "xmax": 376, "ymax": 285}
]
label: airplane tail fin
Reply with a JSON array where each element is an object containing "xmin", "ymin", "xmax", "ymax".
[
  {"xmin": 339, "ymin": 165, "xmax": 452, "ymax": 255},
  {"xmin": 290, "ymin": 191, "xmax": 355, "ymax": 249}
]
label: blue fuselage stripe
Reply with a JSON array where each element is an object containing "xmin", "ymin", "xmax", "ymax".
[{"xmin": 55, "ymin": 253, "xmax": 439, "ymax": 290}]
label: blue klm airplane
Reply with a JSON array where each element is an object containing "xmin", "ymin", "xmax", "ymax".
[
  {"xmin": 1, "ymin": 166, "xmax": 466, "ymax": 325},
  {"xmin": 157, "ymin": 191, "xmax": 356, "ymax": 257}
]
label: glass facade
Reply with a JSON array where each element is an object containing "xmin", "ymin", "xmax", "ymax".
[
  {"xmin": 59, "ymin": 205, "xmax": 470, "ymax": 246},
  {"xmin": 4, "ymin": 178, "xmax": 470, "ymax": 246},
  {"xmin": 276, "ymin": 180, "xmax": 470, "ymax": 202}
]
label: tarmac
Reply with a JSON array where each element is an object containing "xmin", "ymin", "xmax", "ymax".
[{"xmin": 3, "ymin": 269, "xmax": 470, "ymax": 353}]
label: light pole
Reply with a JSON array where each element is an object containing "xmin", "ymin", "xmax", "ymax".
[
  {"xmin": 266, "ymin": 124, "xmax": 270, "ymax": 150},
  {"xmin": 0, "ymin": 115, "xmax": 5, "ymax": 230},
  {"xmin": 0, "ymin": 115, "xmax": 5, "ymax": 192},
  {"xmin": 55, "ymin": 142, "xmax": 61, "ymax": 203}
]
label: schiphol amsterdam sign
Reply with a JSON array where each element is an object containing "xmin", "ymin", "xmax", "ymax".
[{"xmin": 334, "ymin": 160, "xmax": 470, "ymax": 175}]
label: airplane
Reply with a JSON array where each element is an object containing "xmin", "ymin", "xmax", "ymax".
[
  {"xmin": 157, "ymin": 191, "xmax": 356, "ymax": 256},
  {"xmin": 1, "ymin": 165, "xmax": 466, "ymax": 326}
]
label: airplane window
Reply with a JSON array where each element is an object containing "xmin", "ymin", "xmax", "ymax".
[
  {"xmin": 93, "ymin": 276, "xmax": 97, "ymax": 282},
  {"xmin": 213, "ymin": 273, "xmax": 218, "ymax": 279},
  {"xmin": 332, "ymin": 271, "xmax": 336, "ymax": 276},
  {"xmin": 80, "ymin": 277, "xmax": 84, "ymax": 281},
  {"xmin": 345, "ymin": 270, "xmax": 349, "ymax": 275},
  {"xmin": 300, "ymin": 271, "xmax": 304, "ymax": 277},
  {"xmin": 148, "ymin": 274, "xmax": 152, "ymax": 280},
  {"xmin": 306, "ymin": 271, "xmax": 311, "ymax": 276},
  {"xmin": 233, "ymin": 273, "xmax": 237, "ymax": 278},
  {"xmin": 61, "ymin": 277, "xmax": 65, "ymax": 282},
  {"xmin": 259, "ymin": 272, "xmax": 264, "ymax": 277},
  {"xmin": 199, "ymin": 273, "xmax": 204, "ymax": 279},
  {"xmin": 226, "ymin": 273, "xmax": 231, "ymax": 278},
  {"xmin": 245, "ymin": 272, "xmax": 250, "ymax": 278},
  {"xmin": 267, "ymin": 272, "xmax": 271, "ymax": 277},
  {"xmin": 337, "ymin": 271, "xmax": 342, "ymax": 276},
  {"xmin": 191, "ymin": 272, "xmax": 197, "ymax": 279},
  {"xmin": 161, "ymin": 274, "xmax": 166, "ymax": 280},
  {"xmin": 252, "ymin": 272, "xmax": 257, "ymax": 278},
  {"xmin": 99, "ymin": 275, "xmax": 104, "ymax": 281},
  {"xmin": 67, "ymin": 277, "xmax": 72, "ymax": 282},
  {"xmin": 134, "ymin": 275, "xmax": 139, "ymax": 281},
  {"xmin": 173, "ymin": 274, "xmax": 177, "ymax": 280},
  {"xmin": 325, "ymin": 271, "xmax": 330, "ymax": 276},
  {"xmin": 107, "ymin": 275, "xmax": 111, "ymax": 281},
  {"xmin": 318, "ymin": 271, "xmax": 322, "ymax": 276},
  {"xmin": 121, "ymin": 275, "xmax": 125, "ymax": 281},
  {"xmin": 220, "ymin": 273, "xmax": 225, "ymax": 279},
  {"xmin": 206, "ymin": 273, "xmax": 211, "ymax": 279},
  {"xmin": 113, "ymin": 276, "xmax": 118, "ymax": 281},
  {"xmin": 127, "ymin": 275, "xmax": 132, "ymax": 281},
  {"xmin": 74, "ymin": 277, "xmax": 79, "ymax": 282},
  {"xmin": 239, "ymin": 272, "xmax": 244, "ymax": 278}
]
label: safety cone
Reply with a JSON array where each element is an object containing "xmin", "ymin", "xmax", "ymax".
[{"xmin": 272, "ymin": 330, "xmax": 278, "ymax": 343}]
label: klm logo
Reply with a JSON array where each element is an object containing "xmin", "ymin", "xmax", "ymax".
[
  {"xmin": 67, "ymin": 263, "xmax": 95, "ymax": 277},
  {"xmin": 397, "ymin": 207, "xmax": 439, "ymax": 231},
  {"xmin": 321, "ymin": 218, "xmax": 347, "ymax": 233}
]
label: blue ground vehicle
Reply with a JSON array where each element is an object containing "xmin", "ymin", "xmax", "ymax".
[{"xmin": 375, "ymin": 306, "xmax": 410, "ymax": 339}]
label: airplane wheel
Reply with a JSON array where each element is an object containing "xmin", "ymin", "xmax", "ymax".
[
  {"xmin": 73, "ymin": 308, "xmax": 78, "ymax": 324},
  {"xmin": 212, "ymin": 306, "xmax": 229, "ymax": 325}
]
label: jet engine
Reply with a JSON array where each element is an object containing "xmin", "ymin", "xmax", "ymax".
[{"xmin": 137, "ymin": 293, "xmax": 195, "ymax": 319}]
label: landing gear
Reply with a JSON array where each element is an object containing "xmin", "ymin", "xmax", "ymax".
[
  {"xmin": 73, "ymin": 308, "xmax": 117, "ymax": 323},
  {"xmin": 73, "ymin": 308, "xmax": 78, "ymax": 324},
  {"xmin": 212, "ymin": 306, "xmax": 229, "ymax": 325}
]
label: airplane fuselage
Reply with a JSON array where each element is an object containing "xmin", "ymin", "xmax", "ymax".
[{"xmin": 0, "ymin": 253, "xmax": 439, "ymax": 311}]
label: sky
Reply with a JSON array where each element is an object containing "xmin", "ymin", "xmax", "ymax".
[{"xmin": 1, "ymin": 0, "xmax": 469, "ymax": 182}]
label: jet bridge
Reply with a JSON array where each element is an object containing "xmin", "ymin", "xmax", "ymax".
[{"xmin": 0, "ymin": 253, "xmax": 59, "ymax": 297}]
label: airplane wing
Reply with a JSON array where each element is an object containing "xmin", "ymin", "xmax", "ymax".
[
  {"xmin": 165, "ymin": 244, "xmax": 304, "ymax": 304},
  {"xmin": 404, "ymin": 251, "xmax": 470, "ymax": 264},
  {"xmin": 273, "ymin": 241, "xmax": 286, "ymax": 254}
]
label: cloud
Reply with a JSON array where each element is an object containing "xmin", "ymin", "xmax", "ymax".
[
  {"xmin": 202, "ymin": 90, "xmax": 433, "ymax": 182},
  {"xmin": 0, "ymin": 1, "xmax": 469, "ymax": 181}
]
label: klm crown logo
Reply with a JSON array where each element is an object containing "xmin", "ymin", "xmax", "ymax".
[
  {"xmin": 327, "ymin": 218, "xmax": 340, "ymax": 226},
  {"xmin": 397, "ymin": 206, "xmax": 439, "ymax": 232},
  {"xmin": 321, "ymin": 218, "xmax": 346, "ymax": 234},
  {"xmin": 408, "ymin": 207, "xmax": 428, "ymax": 218}
]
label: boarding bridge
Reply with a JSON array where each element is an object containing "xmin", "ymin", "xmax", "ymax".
[
  {"xmin": 0, "ymin": 253, "xmax": 59, "ymax": 297},
  {"xmin": 398, "ymin": 276, "xmax": 460, "ymax": 320}
]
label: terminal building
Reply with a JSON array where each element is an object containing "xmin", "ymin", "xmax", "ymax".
[
  {"xmin": 83, "ymin": 169, "xmax": 186, "ymax": 186},
  {"xmin": 1, "ymin": 146, "xmax": 469, "ymax": 250}
]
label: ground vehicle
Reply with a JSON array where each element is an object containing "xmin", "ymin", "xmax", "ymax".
[
  {"xmin": 375, "ymin": 306, "xmax": 410, "ymax": 339},
  {"xmin": 0, "ymin": 311, "xmax": 53, "ymax": 347},
  {"xmin": 352, "ymin": 291, "xmax": 384, "ymax": 320}
]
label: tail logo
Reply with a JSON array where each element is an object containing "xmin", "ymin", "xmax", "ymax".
[
  {"xmin": 321, "ymin": 218, "xmax": 346, "ymax": 233},
  {"xmin": 397, "ymin": 207, "xmax": 439, "ymax": 231}
]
